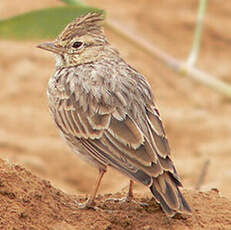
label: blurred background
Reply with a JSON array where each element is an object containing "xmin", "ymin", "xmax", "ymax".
[{"xmin": 0, "ymin": 0, "xmax": 231, "ymax": 200}]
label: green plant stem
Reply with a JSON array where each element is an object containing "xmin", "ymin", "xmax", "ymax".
[{"xmin": 187, "ymin": 0, "xmax": 208, "ymax": 67}]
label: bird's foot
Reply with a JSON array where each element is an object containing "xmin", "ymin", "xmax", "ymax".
[
  {"xmin": 105, "ymin": 196, "xmax": 148, "ymax": 207},
  {"xmin": 76, "ymin": 201, "xmax": 95, "ymax": 210},
  {"xmin": 73, "ymin": 198, "xmax": 102, "ymax": 211}
]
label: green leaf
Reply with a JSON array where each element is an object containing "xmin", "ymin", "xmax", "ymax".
[
  {"xmin": 59, "ymin": 0, "xmax": 85, "ymax": 6},
  {"xmin": 0, "ymin": 6, "xmax": 104, "ymax": 41}
]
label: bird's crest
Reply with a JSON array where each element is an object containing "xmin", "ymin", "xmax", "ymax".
[{"xmin": 57, "ymin": 12, "xmax": 105, "ymax": 41}]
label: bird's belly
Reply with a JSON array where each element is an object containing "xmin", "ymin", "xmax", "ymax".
[{"xmin": 58, "ymin": 129, "xmax": 107, "ymax": 170}]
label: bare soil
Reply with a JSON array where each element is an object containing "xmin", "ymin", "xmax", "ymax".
[
  {"xmin": 1, "ymin": 158, "xmax": 231, "ymax": 230},
  {"xmin": 0, "ymin": 0, "xmax": 231, "ymax": 229}
]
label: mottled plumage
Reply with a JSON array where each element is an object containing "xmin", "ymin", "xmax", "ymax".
[{"xmin": 38, "ymin": 12, "xmax": 191, "ymax": 216}]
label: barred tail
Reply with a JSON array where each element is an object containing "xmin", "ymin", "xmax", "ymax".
[{"xmin": 150, "ymin": 172, "xmax": 192, "ymax": 217}]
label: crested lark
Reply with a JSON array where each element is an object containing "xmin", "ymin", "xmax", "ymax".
[{"xmin": 38, "ymin": 12, "xmax": 191, "ymax": 216}]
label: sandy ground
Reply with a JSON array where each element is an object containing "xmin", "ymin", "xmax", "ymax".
[{"xmin": 0, "ymin": 0, "xmax": 231, "ymax": 229}]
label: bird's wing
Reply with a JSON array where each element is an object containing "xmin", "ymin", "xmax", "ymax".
[{"xmin": 50, "ymin": 70, "xmax": 180, "ymax": 186}]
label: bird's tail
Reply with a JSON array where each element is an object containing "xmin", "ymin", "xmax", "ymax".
[{"xmin": 150, "ymin": 172, "xmax": 192, "ymax": 217}]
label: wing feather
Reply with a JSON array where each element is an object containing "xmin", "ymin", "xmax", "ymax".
[
  {"xmin": 82, "ymin": 137, "xmax": 153, "ymax": 186},
  {"xmin": 70, "ymin": 110, "xmax": 87, "ymax": 138},
  {"xmin": 108, "ymin": 116, "xmax": 144, "ymax": 149},
  {"xmin": 147, "ymin": 106, "xmax": 164, "ymax": 136},
  {"xmin": 104, "ymin": 131, "xmax": 152, "ymax": 167},
  {"xmin": 57, "ymin": 110, "xmax": 69, "ymax": 134},
  {"xmin": 87, "ymin": 113, "xmax": 111, "ymax": 130}
]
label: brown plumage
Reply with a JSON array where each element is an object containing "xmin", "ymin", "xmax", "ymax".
[{"xmin": 38, "ymin": 12, "xmax": 191, "ymax": 216}]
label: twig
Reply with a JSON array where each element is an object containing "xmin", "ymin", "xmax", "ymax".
[
  {"xmin": 187, "ymin": 0, "xmax": 208, "ymax": 67},
  {"xmin": 195, "ymin": 159, "xmax": 210, "ymax": 190}
]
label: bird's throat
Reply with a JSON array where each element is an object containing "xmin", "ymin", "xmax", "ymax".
[{"xmin": 55, "ymin": 54, "xmax": 66, "ymax": 68}]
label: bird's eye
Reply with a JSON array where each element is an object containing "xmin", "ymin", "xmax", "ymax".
[{"xmin": 72, "ymin": 41, "xmax": 83, "ymax": 49}]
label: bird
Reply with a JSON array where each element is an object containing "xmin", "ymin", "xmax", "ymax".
[{"xmin": 37, "ymin": 12, "xmax": 191, "ymax": 217}]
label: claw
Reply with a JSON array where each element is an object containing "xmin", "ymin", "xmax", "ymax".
[
  {"xmin": 104, "ymin": 197, "xmax": 149, "ymax": 207},
  {"xmin": 73, "ymin": 199, "xmax": 103, "ymax": 211}
]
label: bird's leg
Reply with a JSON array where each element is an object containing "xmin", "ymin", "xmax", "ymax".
[
  {"xmin": 125, "ymin": 180, "xmax": 148, "ymax": 206},
  {"xmin": 115, "ymin": 179, "xmax": 135, "ymax": 201},
  {"xmin": 77, "ymin": 168, "xmax": 106, "ymax": 209},
  {"xmin": 125, "ymin": 179, "xmax": 134, "ymax": 201},
  {"xmin": 86, "ymin": 168, "xmax": 106, "ymax": 206}
]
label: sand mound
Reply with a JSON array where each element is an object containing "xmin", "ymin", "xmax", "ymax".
[{"xmin": 0, "ymin": 158, "xmax": 231, "ymax": 230}]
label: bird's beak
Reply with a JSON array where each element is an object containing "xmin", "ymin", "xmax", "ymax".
[{"xmin": 37, "ymin": 42, "xmax": 64, "ymax": 54}]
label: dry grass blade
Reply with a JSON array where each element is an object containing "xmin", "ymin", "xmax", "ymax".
[{"xmin": 195, "ymin": 159, "xmax": 210, "ymax": 191}]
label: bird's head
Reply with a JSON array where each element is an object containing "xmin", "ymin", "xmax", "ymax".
[{"xmin": 38, "ymin": 12, "xmax": 108, "ymax": 67}]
